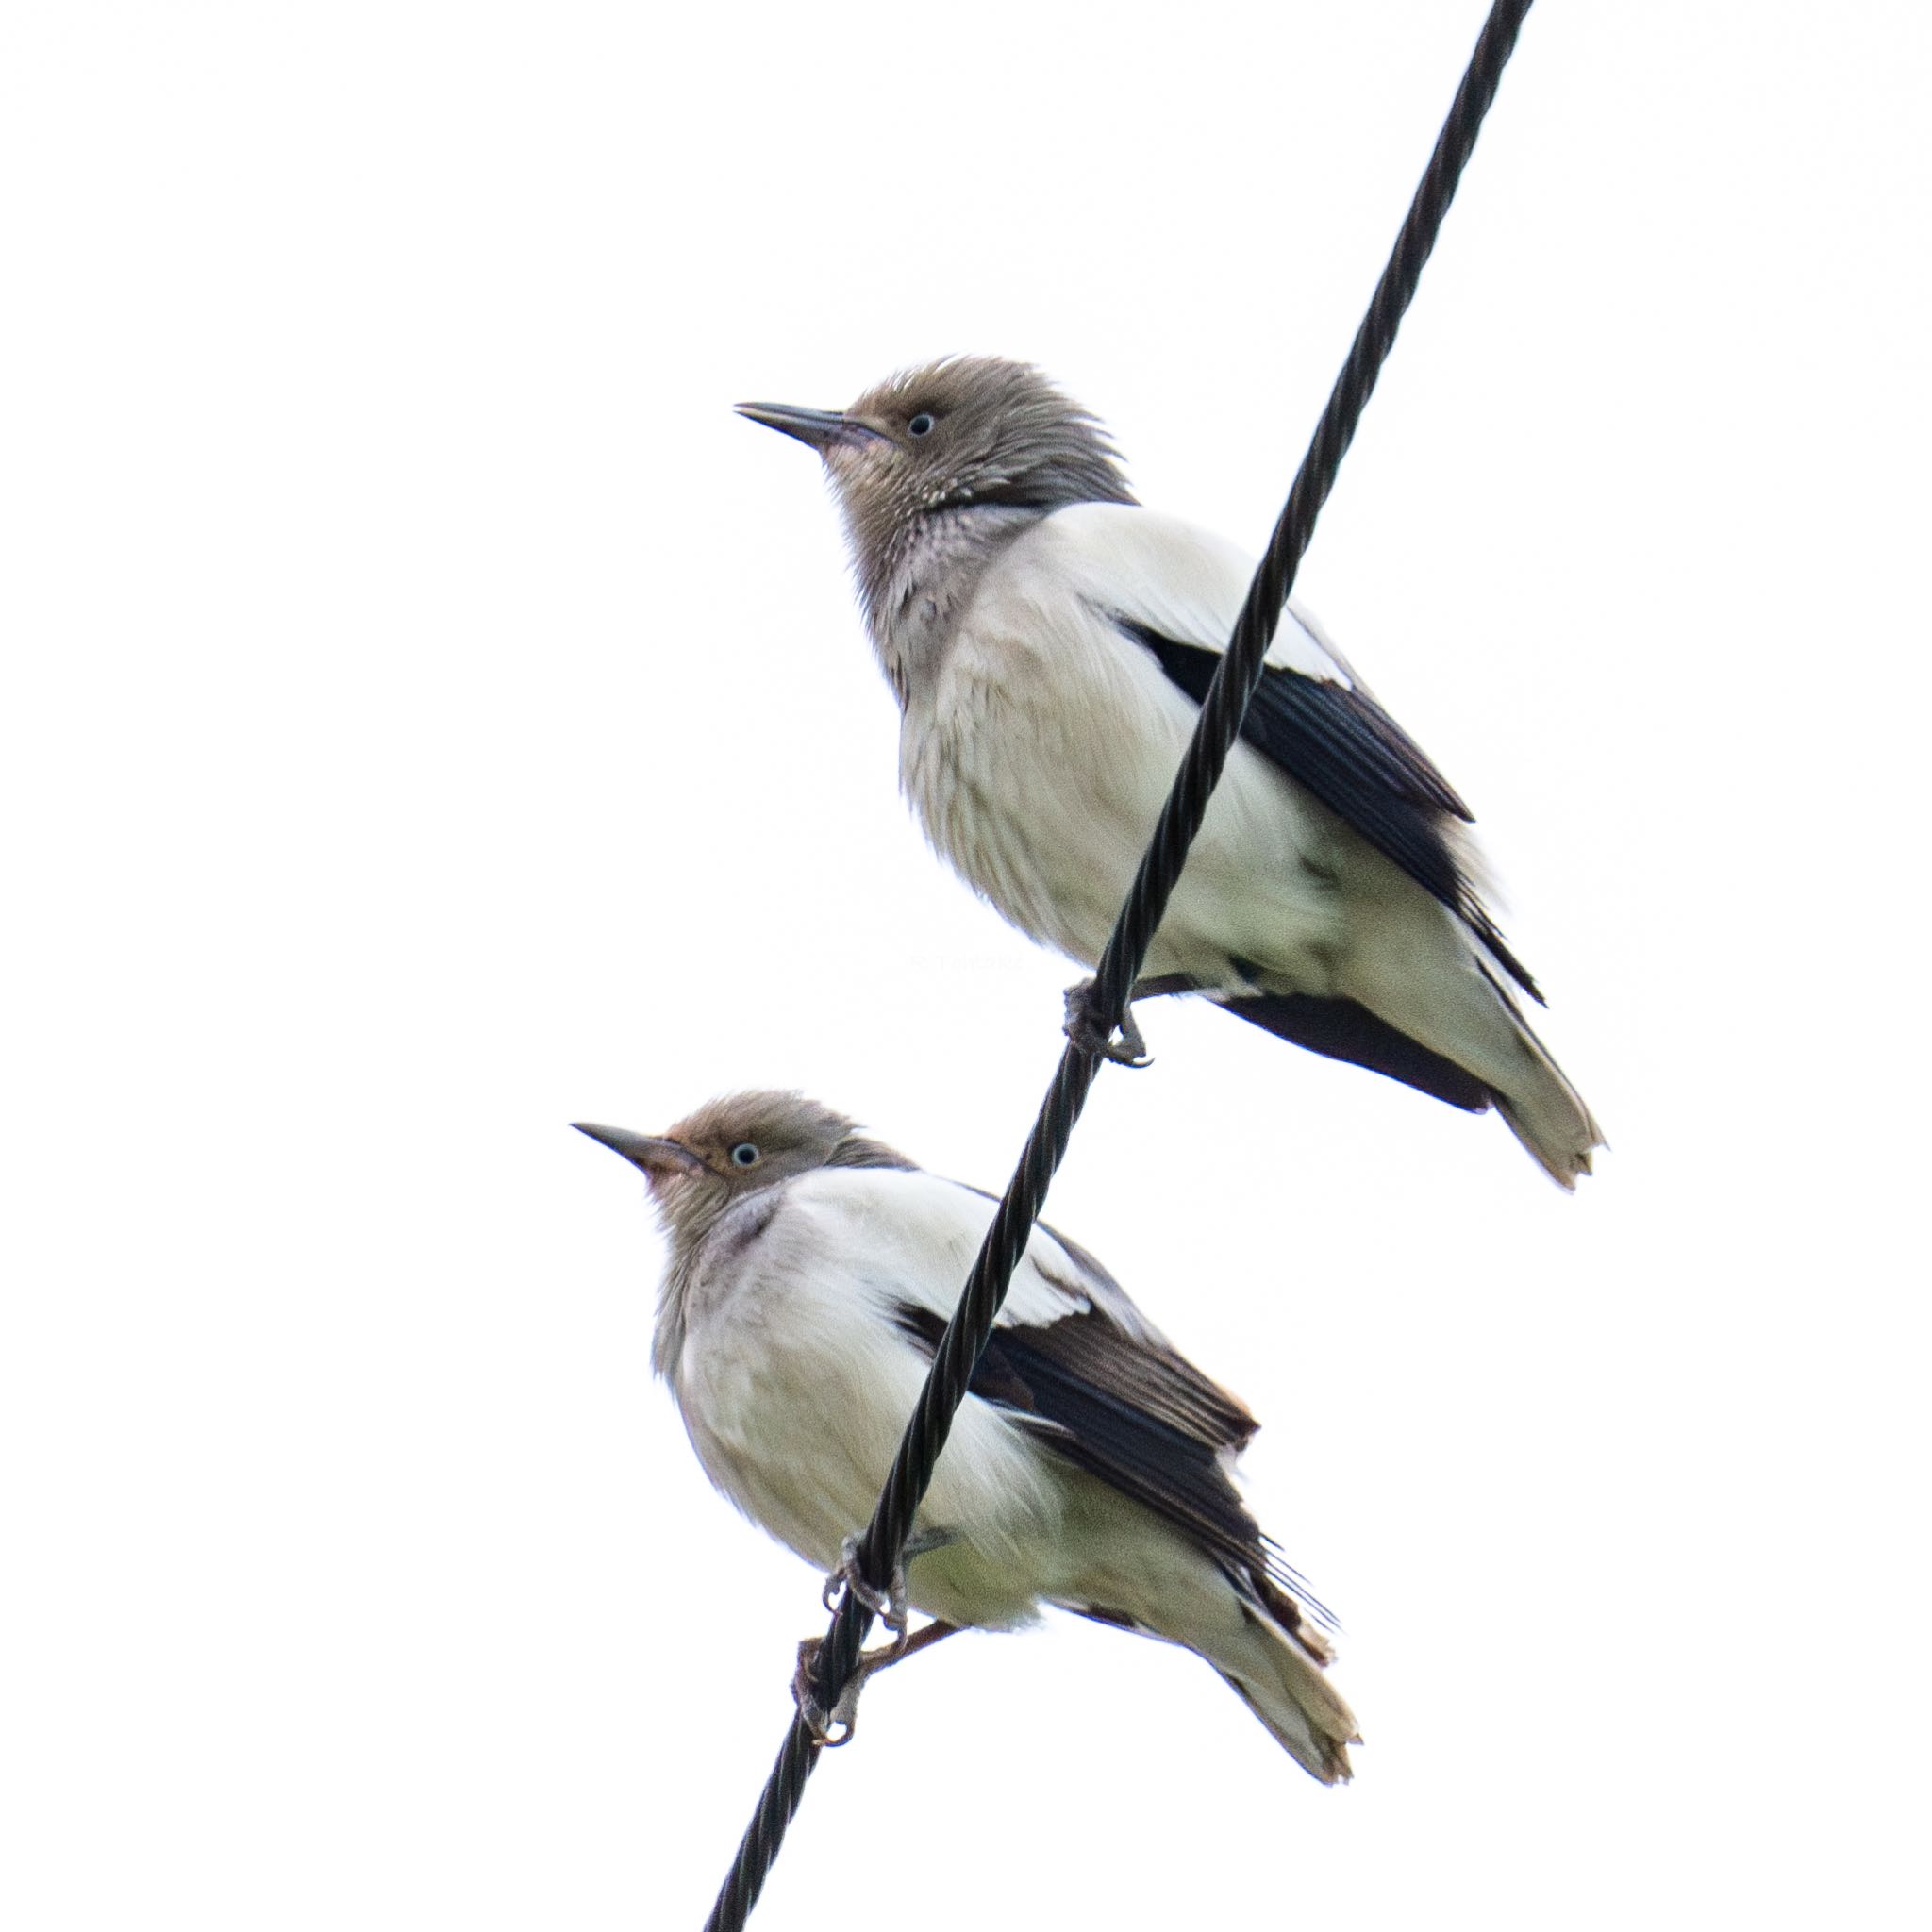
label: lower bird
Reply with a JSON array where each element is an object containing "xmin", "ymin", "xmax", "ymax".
[
  {"xmin": 740, "ymin": 357, "xmax": 1602, "ymax": 1186},
  {"xmin": 576, "ymin": 1090, "xmax": 1359, "ymax": 1782}
]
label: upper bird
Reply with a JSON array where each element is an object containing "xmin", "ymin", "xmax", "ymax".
[
  {"xmin": 740, "ymin": 357, "xmax": 1602, "ymax": 1186},
  {"xmin": 576, "ymin": 1090, "xmax": 1358, "ymax": 1782}
]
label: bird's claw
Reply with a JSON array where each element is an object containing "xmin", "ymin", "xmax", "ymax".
[
  {"xmin": 800, "ymin": 1533, "xmax": 958, "ymax": 1742},
  {"xmin": 819, "ymin": 1535, "xmax": 909, "ymax": 1645},
  {"xmin": 793, "ymin": 1637, "xmax": 864, "ymax": 1747},
  {"xmin": 1062, "ymin": 980, "xmax": 1152, "ymax": 1067},
  {"xmin": 792, "ymin": 1613, "xmax": 964, "ymax": 1749}
]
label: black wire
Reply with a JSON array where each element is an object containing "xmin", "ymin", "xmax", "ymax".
[{"xmin": 703, "ymin": 5, "xmax": 1534, "ymax": 1924}]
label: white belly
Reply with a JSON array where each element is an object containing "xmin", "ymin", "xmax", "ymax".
[
  {"xmin": 902, "ymin": 600, "xmax": 1346, "ymax": 991},
  {"xmin": 667, "ymin": 1191, "xmax": 1066, "ymax": 1628}
]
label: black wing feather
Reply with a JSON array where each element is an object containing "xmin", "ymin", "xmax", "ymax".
[
  {"xmin": 1125, "ymin": 622, "xmax": 1541, "ymax": 1001},
  {"xmin": 1224, "ymin": 991, "xmax": 1492, "ymax": 1110},
  {"xmin": 891, "ymin": 1301, "xmax": 1331, "ymax": 1628}
]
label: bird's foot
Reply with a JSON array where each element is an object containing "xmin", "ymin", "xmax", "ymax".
[
  {"xmin": 819, "ymin": 1535, "xmax": 909, "ymax": 1647},
  {"xmin": 792, "ymin": 1635, "xmax": 868, "ymax": 1747},
  {"xmin": 1063, "ymin": 979, "xmax": 1152, "ymax": 1067},
  {"xmin": 803, "ymin": 1530, "xmax": 958, "ymax": 1741},
  {"xmin": 792, "ymin": 1621, "xmax": 962, "ymax": 1748}
]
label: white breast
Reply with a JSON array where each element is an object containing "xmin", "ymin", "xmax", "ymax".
[
  {"xmin": 900, "ymin": 509, "xmax": 1346, "ymax": 987},
  {"xmin": 665, "ymin": 1169, "xmax": 1064, "ymax": 1624}
]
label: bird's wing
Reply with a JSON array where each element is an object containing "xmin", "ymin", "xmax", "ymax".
[
  {"xmin": 853, "ymin": 1170, "xmax": 1327, "ymax": 1619},
  {"xmin": 1030, "ymin": 502, "xmax": 1538, "ymax": 998},
  {"xmin": 1029, "ymin": 499, "xmax": 1351, "ymax": 684}
]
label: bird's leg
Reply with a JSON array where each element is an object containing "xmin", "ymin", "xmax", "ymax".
[
  {"xmin": 1063, "ymin": 980, "xmax": 1149, "ymax": 1065},
  {"xmin": 817, "ymin": 1527, "xmax": 954, "ymax": 1651},
  {"xmin": 799, "ymin": 1528, "xmax": 958, "ymax": 1741},
  {"xmin": 1131, "ymin": 974, "xmax": 1198, "ymax": 999},
  {"xmin": 1062, "ymin": 974, "xmax": 1195, "ymax": 1066},
  {"xmin": 793, "ymin": 1620, "xmax": 963, "ymax": 1748},
  {"xmin": 819, "ymin": 1534, "xmax": 909, "ymax": 1643}
]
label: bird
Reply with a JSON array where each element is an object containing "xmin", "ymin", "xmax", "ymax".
[
  {"xmin": 575, "ymin": 1089, "xmax": 1359, "ymax": 1783},
  {"xmin": 739, "ymin": 357, "xmax": 1602, "ymax": 1187}
]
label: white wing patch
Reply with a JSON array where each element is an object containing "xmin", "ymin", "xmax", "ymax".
[
  {"xmin": 1025, "ymin": 502, "xmax": 1351, "ymax": 688},
  {"xmin": 776, "ymin": 1166, "xmax": 1149, "ymax": 1343}
]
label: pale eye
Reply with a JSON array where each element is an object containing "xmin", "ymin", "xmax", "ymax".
[
  {"xmin": 729, "ymin": 1142, "xmax": 760, "ymax": 1168},
  {"xmin": 908, "ymin": 412, "xmax": 935, "ymax": 438}
]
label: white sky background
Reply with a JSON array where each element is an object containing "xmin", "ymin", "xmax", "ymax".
[{"xmin": 4, "ymin": 2, "xmax": 1928, "ymax": 1925}]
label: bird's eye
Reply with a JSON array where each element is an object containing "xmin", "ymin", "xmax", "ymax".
[
  {"xmin": 908, "ymin": 412, "xmax": 935, "ymax": 438},
  {"xmin": 729, "ymin": 1142, "xmax": 760, "ymax": 1168}
]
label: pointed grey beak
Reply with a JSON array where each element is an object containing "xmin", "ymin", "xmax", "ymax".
[
  {"xmin": 736, "ymin": 400, "xmax": 860, "ymax": 453},
  {"xmin": 572, "ymin": 1122, "xmax": 707, "ymax": 1178}
]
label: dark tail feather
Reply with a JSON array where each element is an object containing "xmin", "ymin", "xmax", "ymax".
[{"xmin": 1223, "ymin": 992, "xmax": 1492, "ymax": 1113}]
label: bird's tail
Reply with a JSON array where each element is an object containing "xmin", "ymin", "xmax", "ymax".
[
  {"xmin": 1222, "ymin": 991, "xmax": 1492, "ymax": 1112},
  {"xmin": 1484, "ymin": 987, "xmax": 1604, "ymax": 1190},
  {"xmin": 1205, "ymin": 1583, "xmax": 1359, "ymax": 1784},
  {"xmin": 1225, "ymin": 970, "xmax": 1603, "ymax": 1189},
  {"xmin": 1063, "ymin": 1505, "xmax": 1357, "ymax": 1782}
]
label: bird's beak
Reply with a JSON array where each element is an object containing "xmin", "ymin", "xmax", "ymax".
[
  {"xmin": 736, "ymin": 400, "xmax": 858, "ymax": 454},
  {"xmin": 572, "ymin": 1123, "xmax": 707, "ymax": 1180}
]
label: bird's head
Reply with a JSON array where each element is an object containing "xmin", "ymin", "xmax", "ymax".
[
  {"xmin": 574, "ymin": 1090, "xmax": 911, "ymax": 1252},
  {"xmin": 738, "ymin": 356, "xmax": 1134, "ymax": 563}
]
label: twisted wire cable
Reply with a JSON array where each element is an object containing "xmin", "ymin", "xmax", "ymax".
[{"xmin": 705, "ymin": 6, "xmax": 1534, "ymax": 1923}]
